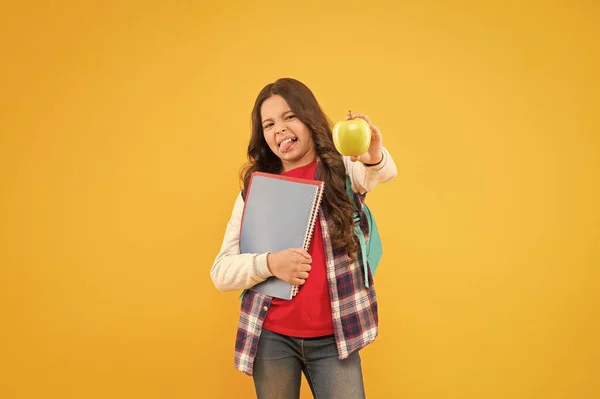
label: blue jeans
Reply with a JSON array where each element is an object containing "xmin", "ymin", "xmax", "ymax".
[{"xmin": 252, "ymin": 329, "xmax": 366, "ymax": 399}]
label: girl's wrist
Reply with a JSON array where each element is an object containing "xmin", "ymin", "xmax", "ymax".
[{"xmin": 363, "ymin": 151, "xmax": 383, "ymax": 166}]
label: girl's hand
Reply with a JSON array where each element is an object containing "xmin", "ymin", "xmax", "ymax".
[
  {"xmin": 345, "ymin": 111, "xmax": 383, "ymax": 164},
  {"xmin": 267, "ymin": 248, "xmax": 312, "ymax": 285}
]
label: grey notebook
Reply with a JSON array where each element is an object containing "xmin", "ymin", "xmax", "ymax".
[{"xmin": 239, "ymin": 172, "xmax": 325, "ymax": 300}]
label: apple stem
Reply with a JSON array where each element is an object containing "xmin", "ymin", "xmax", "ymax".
[{"xmin": 348, "ymin": 110, "xmax": 352, "ymax": 119}]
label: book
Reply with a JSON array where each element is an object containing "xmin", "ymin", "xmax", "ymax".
[{"xmin": 239, "ymin": 171, "xmax": 325, "ymax": 300}]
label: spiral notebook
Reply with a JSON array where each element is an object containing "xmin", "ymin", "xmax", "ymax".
[{"xmin": 239, "ymin": 172, "xmax": 325, "ymax": 300}]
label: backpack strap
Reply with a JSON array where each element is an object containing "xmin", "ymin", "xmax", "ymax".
[{"xmin": 346, "ymin": 176, "xmax": 370, "ymax": 288}]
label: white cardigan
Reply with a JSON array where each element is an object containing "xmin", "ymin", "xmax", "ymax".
[{"xmin": 210, "ymin": 147, "xmax": 398, "ymax": 292}]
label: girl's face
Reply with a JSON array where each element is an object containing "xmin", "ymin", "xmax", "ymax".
[{"xmin": 260, "ymin": 95, "xmax": 316, "ymax": 172}]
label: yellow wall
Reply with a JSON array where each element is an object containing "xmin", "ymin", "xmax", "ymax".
[{"xmin": 1, "ymin": 1, "xmax": 598, "ymax": 398}]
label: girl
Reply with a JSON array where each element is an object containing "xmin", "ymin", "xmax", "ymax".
[{"xmin": 211, "ymin": 78, "xmax": 397, "ymax": 399}]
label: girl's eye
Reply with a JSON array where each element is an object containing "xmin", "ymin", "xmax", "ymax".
[
  {"xmin": 286, "ymin": 115, "xmax": 296, "ymax": 120},
  {"xmin": 263, "ymin": 123, "xmax": 273, "ymax": 129}
]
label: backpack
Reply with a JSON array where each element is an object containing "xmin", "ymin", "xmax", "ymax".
[{"xmin": 346, "ymin": 175, "xmax": 382, "ymax": 288}]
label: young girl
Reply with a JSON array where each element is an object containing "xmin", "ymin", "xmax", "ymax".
[{"xmin": 211, "ymin": 78, "xmax": 397, "ymax": 399}]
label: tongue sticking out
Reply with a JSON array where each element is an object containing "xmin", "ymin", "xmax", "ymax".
[{"xmin": 279, "ymin": 138, "xmax": 296, "ymax": 153}]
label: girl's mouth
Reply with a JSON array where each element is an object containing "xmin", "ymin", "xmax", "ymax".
[{"xmin": 278, "ymin": 137, "xmax": 298, "ymax": 153}]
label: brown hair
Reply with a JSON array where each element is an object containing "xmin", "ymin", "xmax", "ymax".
[{"xmin": 240, "ymin": 77, "xmax": 357, "ymax": 258}]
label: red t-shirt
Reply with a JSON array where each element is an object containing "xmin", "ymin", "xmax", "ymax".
[{"xmin": 261, "ymin": 160, "xmax": 334, "ymax": 337}]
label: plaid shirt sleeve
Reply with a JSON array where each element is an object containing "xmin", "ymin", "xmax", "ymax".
[
  {"xmin": 319, "ymin": 212, "xmax": 379, "ymax": 360},
  {"xmin": 234, "ymin": 290, "xmax": 272, "ymax": 375}
]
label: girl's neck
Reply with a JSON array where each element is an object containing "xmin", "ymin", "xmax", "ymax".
[{"xmin": 281, "ymin": 152, "xmax": 317, "ymax": 173}]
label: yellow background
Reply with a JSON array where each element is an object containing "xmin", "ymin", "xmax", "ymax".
[{"xmin": 1, "ymin": 1, "xmax": 598, "ymax": 398}]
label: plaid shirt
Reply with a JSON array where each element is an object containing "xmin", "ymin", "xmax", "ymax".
[{"xmin": 233, "ymin": 184, "xmax": 378, "ymax": 376}]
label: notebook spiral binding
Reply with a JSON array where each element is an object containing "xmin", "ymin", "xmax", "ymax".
[
  {"xmin": 291, "ymin": 183, "xmax": 325, "ymax": 297},
  {"xmin": 291, "ymin": 284, "xmax": 300, "ymax": 297}
]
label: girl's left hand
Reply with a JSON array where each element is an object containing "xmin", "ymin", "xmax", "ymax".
[{"xmin": 346, "ymin": 112, "xmax": 383, "ymax": 164}]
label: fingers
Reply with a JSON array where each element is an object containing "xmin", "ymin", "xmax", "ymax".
[
  {"xmin": 350, "ymin": 155, "xmax": 360, "ymax": 162},
  {"xmin": 370, "ymin": 124, "xmax": 382, "ymax": 139},
  {"xmin": 354, "ymin": 114, "xmax": 380, "ymax": 139},
  {"xmin": 289, "ymin": 248, "xmax": 311, "ymax": 260},
  {"xmin": 293, "ymin": 263, "xmax": 311, "ymax": 272},
  {"xmin": 297, "ymin": 271, "xmax": 309, "ymax": 280},
  {"xmin": 346, "ymin": 112, "xmax": 372, "ymax": 125},
  {"xmin": 357, "ymin": 113, "xmax": 372, "ymax": 125},
  {"xmin": 292, "ymin": 270, "xmax": 310, "ymax": 285},
  {"xmin": 344, "ymin": 112, "xmax": 380, "ymax": 140},
  {"xmin": 287, "ymin": 256, "xmax": 312, "ymax": 285},
  {"xmin": 293, "ymin": 277, "xmax": 307, "ymax": 285}
]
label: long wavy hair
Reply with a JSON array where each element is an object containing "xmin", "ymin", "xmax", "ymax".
[{"xmin": 240, "ymin": 77, "xmax": 357, "ymax": 258}]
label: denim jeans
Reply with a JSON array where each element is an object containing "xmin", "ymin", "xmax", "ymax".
[{"xmin": 252, "ymin": 329, "xmax": 366, "ymax": 399}]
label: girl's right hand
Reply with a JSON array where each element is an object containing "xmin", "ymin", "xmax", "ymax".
[{"xmin": 267, "ymin": 248, "xmax": 312, "ymax": 285}]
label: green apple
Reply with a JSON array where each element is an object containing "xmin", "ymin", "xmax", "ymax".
[{"xmin": 332, "ymin": 111, "xmax": 371, "ymax": 157}]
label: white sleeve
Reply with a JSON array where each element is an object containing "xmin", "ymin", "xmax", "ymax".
[
  {"xmin": 344, "ymin": 147, "xmax": 398, "ymax": 193},
  {"xmin": 209, "ymin": 193, "xmax": 273, "ymax": 292}
]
